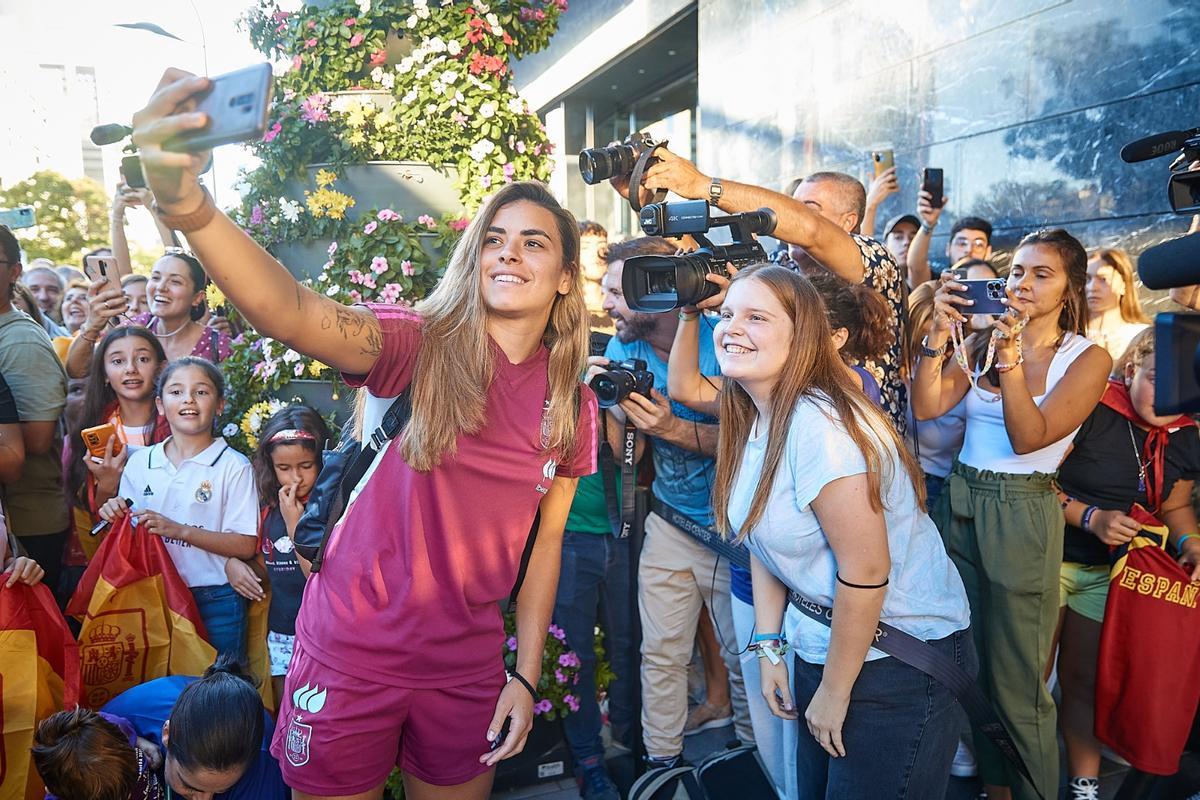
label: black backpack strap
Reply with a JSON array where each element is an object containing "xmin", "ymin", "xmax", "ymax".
[{"xmin": 310, "ymin": 390, "xmax": 412, "ymax": 572}]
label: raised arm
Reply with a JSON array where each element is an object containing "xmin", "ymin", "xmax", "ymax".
[
  {"xmin": 668, "ymin": 315, "xmax": 720, "ymax": 414},
  {"xmin": 910, "ymin": 275, "xmax": 971, "ymax": 420},
  {"xmin": 905, "ymin": 190, "xmax": 944, "ymax": 288},
  {"xmin": 861, "ymin": 167, "xmax": 898, "ymax": 240},
  {"xmin": 132, "ymin": 69, "xmax": 382, "ymax": 375},
  {"xmin": 633, "ymin": 148, "xmax": 866, "ymax": 284}
]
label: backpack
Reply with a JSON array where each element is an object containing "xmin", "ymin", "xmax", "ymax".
[{"xmin": 627, "ymin": 745, "xmax": 777, "ymax": 800}]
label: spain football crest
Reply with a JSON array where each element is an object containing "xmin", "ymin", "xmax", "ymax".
[
  {"xmin": 286, "ymin": 683, "xmax": 327, "ymax": 768},
  {"xmin": 78, "ymin": 610, "xmax": 148, "ymax": 708}
]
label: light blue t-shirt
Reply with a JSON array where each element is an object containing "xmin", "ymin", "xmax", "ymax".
[
  {"xmin": 605, "ymin": 331, "xmax": 720, "ymax": 526},
  {"xmin": 730, "ymin": 395, "xmax": 969, "ymax": 664}
]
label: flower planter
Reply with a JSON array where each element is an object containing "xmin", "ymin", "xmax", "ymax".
[
  {"xmin": 284, "ymin": 161, "xmax": 460, "ymax": 224},
  {"xmin": 492, "ymin": 716, "xmax": 573, "ymax": 791},
  {"xmin": 273, "ymin": 232, "xmax": 442, "ymax": 282},
  {"xmin": 325, "ymin": 89, "xmax": 395, "ymax": 114},
  {"xmin": 269, "ymin": 378, "xmax": 353, "ymax": 428}
]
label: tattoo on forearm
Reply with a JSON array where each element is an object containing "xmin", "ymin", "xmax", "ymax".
[{"xmin": 295, "ymin": 284, "xmax": 303, "ymax": 311}]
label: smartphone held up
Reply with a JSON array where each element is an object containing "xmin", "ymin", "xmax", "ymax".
[{"xmin": 163, "ymin": 63, "xmax": 274, "ymax": 153}]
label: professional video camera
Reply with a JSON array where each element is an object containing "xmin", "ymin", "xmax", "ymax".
[
  {"xmin": 578, "ymin": 131, "xmax": 667, "ymax": 211},
  {"xmin": 622, "ymin": 199, "xmax": 777, "ymax": 313},
  {"xmin": 590, "ymin": 358, "xmax": 654, "ymax": 408},
  {"xmin": 1120, "ymin": 127, "xmax": 1200, "ymax": 413}
]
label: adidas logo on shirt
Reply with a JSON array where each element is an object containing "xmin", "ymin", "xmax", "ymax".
[{"xmin": 143, "ymin": 485, "xmax": 154, "ymax": 497}]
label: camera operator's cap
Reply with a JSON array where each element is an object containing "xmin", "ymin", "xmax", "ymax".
[{"xmin": 883, "ymin": 213, "xmax": 921, "ymax": 237}]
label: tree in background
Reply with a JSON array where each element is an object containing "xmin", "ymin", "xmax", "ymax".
[{"xmin": 0, "ymin": 170, "xmax": 109, "ymax": 264}]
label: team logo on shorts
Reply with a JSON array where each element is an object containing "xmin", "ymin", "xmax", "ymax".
[{"xmin": 286, "ymin": 683, "xmax": 328, "ymax": 768}]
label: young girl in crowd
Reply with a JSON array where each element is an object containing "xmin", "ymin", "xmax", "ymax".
[
  {"xmin": 709, "ymin": 264, "xmax": 971, "ymax": 798},
  {"xmin": 134, "ymin": 73, "xmax": 594, "ymax": 799},
  {"xmin": 913, "ymin": 229, "xmax": 1112, "ymax": 800},
  {"xmin": 64, "ymin": 327, "xmax": 170, "ymax": 552},
  {"xmin": 1085, "ymin": 248, "xmax": 1149, "ymax": 359},
  {"xmin": 97, "ymin": 357, "xmax": 258, "ymax": 660},
  {"xmin": 227, "ymin": 406, "xmax": 331, "ymax": 711},
  {"xmin": 1054, "ymin": 329, "xmax": 1200, "ymax": 799}
]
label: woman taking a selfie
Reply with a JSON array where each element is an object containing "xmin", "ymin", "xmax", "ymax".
[
  {"xmin": 912, "ymin": 229, "xmax": 1111, "ymax": 800},
  {"xmin": 129, "ymin": 69, "xmax": 596, "ymax": 800}
]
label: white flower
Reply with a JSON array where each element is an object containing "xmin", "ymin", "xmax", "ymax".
[
  {"xmin": 406, "ymin": 14, "xmax": 418, "ymax": 28},
  {"xmin": 395, "ymin": 58, "xmax": 414, "ymax": 75},
  {"xmin": 356, "ymin": 0, "xmax": 371, "ymax": 13},
  {"xmin": 441, "ymin": 69, "xmax": 458, "ymax": 84},
  {"xmin": 262, "ymin": 340, "xmax": 273, "ymax": 360},
  {"xmin": 234, "ymin": 179, "xmax": 252, "ymax": 195},
  {"xmin": 330, "ymin": 94, "xmax": 356, "ymax": 114},
  {"xmin": 447, "ymin": 39, "xmax": 462, "ymax": 56},
  {"xmin": 247, "ymin": 412, "xmax": 261, "ymax": 432},
  {"xmin": 492, "ymin": 25, "xmax": 503, "ymax": 35},
  {"xmin": 470, "ymin": 139, "xmax": 496, "ymax": 162},
  {"xmin": 507, "ymin": 97, "xmax": 526, "ymax": 114},
  {"xmin": 269, "ymin": 215, "xmax": 279, "ymax": 225},
  {"xmin": 427, "ymin": 37, "xmax": 446, "ymax": 53},
  {"xmin": 325, "ymin": 285, "xmax": 340, "ymax": 297},
  {"xmin": 417, "ymin": 6, "xmax": 430, "ymax": 19},
  {"xmin": 474, "ymin": 0, "xmax": 490, "ymax": 12},
  {"xmin": 318, "ymin": 273, "xmax": 328, "ymax": 282},
  {"xmin": 414, "ymin": 0, "xmax": 427, "ymax": 8},
  {"xmin": 401, "ymin": 89, "xmax": 418, "ymax": 105},
  {"xmin": 283, "ymin": 348, "xmax": 301, "ymax": 364},
  {"xmin": 371, "ymin": 66, "xmax": 384, "ymax": 83},
  {"xmin": 426, "ymin": 103, "xmax": 438, "ymax": 115},
  {"xmin": 430, "ymin": 81, "xmax": 445, "ymax": 96},
  {"xmin": 380, "ymin": 73, "xmax": 395, "ymax": 89},
  {"xmin": 279, "ymin": 198, "xmax": 302, "ymax": 223},
  {"xmin": 222, "ymin": 423, "xmax": 238, "ymax": 437},
  {"xmin": 479, "ymin": 101, "xmax": 497, "ymax": 119}
]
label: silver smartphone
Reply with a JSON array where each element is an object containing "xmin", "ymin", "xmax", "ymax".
[
  {"xmin": 0, "ymin": 206, "xmax": 35, "ymax": 230},
  {"xmin": 163, "ymin": 63, "xmax": 274, "ymax": 153}
]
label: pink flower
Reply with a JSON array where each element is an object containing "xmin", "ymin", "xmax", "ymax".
[
  {"xmin": 417, "ymin": 214, "xmax": 436, "ymax": 229},
  {"xmin": 503, "ymin": 162, "xmax": 516, "ymax": 181},
  {"xmin": 363, "ymin": 220, "xmax": 378, "ymax": 235},
  {"xmin": 400, "ymin": 260, "xmax": 414, "ymax": 277},
  {"xmin": 361, "ymin": 273, "xmax": 377, "ymax": 289},
  {"xmin": 449, "ymin": 218, "xmax": 470, "ymax": 232},
  {"xmin": 558, "ymin": 651, "xmax": 579, "ymax": 668},
  {"xmin": 300, "ymin": 93, "xmax": 329, "ymax": 124},
  {"xmin": 370, "ymin": 48, "xmax": 388, "ymax": 67},
  {"xmin": 344, "ymin": 17, "xmax": 357, "ymax": 25},
  {"xmin": 305, "ymin": 38, "xmax": 318, "ymax": 48},
  {"xmin": 349, "ymin": 289, "xmax": 363, "ymax": 303},
  {"xmin": 292, "ymin": 55, "xmax": 303, "ymax": 71},
  {"xmin": 549, "ymin": 624, "xmax": 566, "ymax": 642},
  {"xmin": 515, "ymin": 141, "xmax": 526, "ymax": 154},
  {"xmin": 505, "ymin": 636, "xmax": 518, "ymax": 652},
  {"xmin": 554, "ymin": 669, "xmax": 566, "ymax": 684},
  {"xmin": 377, "ymin": 209, "xmax": 400, "ymax": 222},
  {"xmin": 327, "ymin": 241, "xmax": 339, "ymax": 256},
  {"xmin": 348, "ymin": 269, "xmax": 365, "ymax": 285},
  {"xmin": 479, "ymin": 174, "xmax": 492, "ymax": 189},
  {"xmin": 250, "ymin": 204, "xmax": 265, "ymax": 226},
  {"xmin": 451, "ymin": 111, "xmax": 467, "ymax": 125},
  {"xmin": 294, "ymin": 363, "xmax": 305, "ymax": 377},
  {"xmin": 349, "ymin": 32, "xmax": 364, "ymax": 46},
  {"xmin": 262, "ymin": 121, "xmax": 282, "ymax": 142},
  {"xmin": 564, "ymin": 694, "xmax": 579, "ymax": 712},
  {"xmin": 555, "ymin": 0, "xmax": 568, "ymax": 10},
  {"xmin": 380, "ymin": 282, "xmax": 402, "ymax": 304},
  {"xmin": 370, "ymin": 256, "xmax": 389, "ymax": 274},
  {"xmin": 306, "ymin": 19, "xmax": 316, "ymax": 29},
  {"xmin": 533, "ymin": 699, "xmax": 553, "ymax": 716}
]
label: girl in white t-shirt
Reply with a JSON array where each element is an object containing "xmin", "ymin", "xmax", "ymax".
[
  {"xmin": 98, "ymin": 357, "xmax": 259, "ymax": 661},
  {"xmin": 709, "ymin": 264, "xmax": 972, "ymax": 799}
]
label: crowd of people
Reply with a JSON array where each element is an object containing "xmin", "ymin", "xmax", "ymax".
[{"xmin": 3, "ymin": 67, "xmax": 1200, "ymax": 800}]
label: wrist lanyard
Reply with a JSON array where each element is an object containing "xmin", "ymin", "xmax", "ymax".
[{"xmin": 599, "ymin": 414, "xmax": 638, "ymax": 539}]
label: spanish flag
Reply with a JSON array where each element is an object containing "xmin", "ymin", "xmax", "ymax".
[
  {"xmin": 1096, "ymin": 505, "xmax": 1200, "ymax": 774},
  {"xmin": 66, "ymin": 516, "xmax": 216, "ymax": 710},
  {"xmin": 0, "ymin": 581, "xmax": 79, "ymax": 800}
]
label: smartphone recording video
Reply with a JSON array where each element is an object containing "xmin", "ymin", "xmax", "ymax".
[{"xmin": 163, "ymin": 63, "xmax": 274, "ymax": 153}]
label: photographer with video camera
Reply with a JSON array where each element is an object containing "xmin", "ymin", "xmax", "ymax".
[
  {"xmin": 597, "ymin": 143, "xmax": 908, "ymax": 433},
  {"xmin": 130, "ymin": 68, "xmax": 598, "ymax": 800},
  {"xmin": 596, "ymin": 236, "xmax": 754, "ymax": 772},
  {"xmin": 912, "ymin": 229, "xmax": 1110, "ymax": 800}
]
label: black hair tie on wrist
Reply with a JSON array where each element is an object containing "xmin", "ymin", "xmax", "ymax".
[
  {"xmin": 836, "ymin": 571, "xmax": 889, "ymax": 590},
  {"xmin": 509, "ymin": 670, "xmax": 539, "ymax": 702}
]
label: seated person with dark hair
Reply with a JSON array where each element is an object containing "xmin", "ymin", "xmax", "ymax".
[{"xmin": 97, "ymin": 656, "xmax": 287, "ymax": 800}]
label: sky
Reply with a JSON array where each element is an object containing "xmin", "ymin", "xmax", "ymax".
[{"xmin": 0, "ymin": 0, "xmax": 271, "ymax": 248}]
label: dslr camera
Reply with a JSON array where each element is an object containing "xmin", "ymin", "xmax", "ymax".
[
  {"xmin": 622, "ymin": 199, "xmax": 777, "ymax": 312},
  {"xmin": 578, "ymin": 131, "xmax": 664, "ymax": 185},
  {"xmin": 590, "ymin": 358, "xmax": 654, "ymax": 409}
]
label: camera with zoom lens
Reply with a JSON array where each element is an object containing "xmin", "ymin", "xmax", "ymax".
[
  {"xmin": 578, "ymin": 131, "xmax": 665, "ymax": 186},
  {"xmin": 590, "ymin": 358, "xmax": 654, "ymax": 409},
  {"xmin": 622, "ymin": 201, "xmax": 778, "ymax": 313}
]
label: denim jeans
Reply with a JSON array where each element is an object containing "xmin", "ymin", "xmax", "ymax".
[
  {"xmin": 552, "ymin": 530, "xmax": 640, "ymax": 763},
  {"xmin": 925, "ymin": 472, "xmax": 946, "ymax": 507},
  {"xmin": 192, "ymin": 583, "xmax": 248, "ymax": 663},
  {"xmin": 793, "ymin": 628, "xmax": 976, "ymax": 799}
]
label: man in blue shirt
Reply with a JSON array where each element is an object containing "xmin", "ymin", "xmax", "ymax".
[{"xmin": 598, "ymin": 237, "xmax": 753, "ymax": 769}]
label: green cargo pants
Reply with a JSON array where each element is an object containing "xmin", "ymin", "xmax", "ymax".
[{"xmin": 932, "ymin": 461, "xmax": 1062, "ymax": 800}]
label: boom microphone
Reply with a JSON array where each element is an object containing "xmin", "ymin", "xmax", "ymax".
[
  {"xmin": 89, "ymin": 123, "xmax": 134, "ymax": 146},
  {"xmin": 1137, "ymin": 233, "xmax": 1200, "ymax": 290}
]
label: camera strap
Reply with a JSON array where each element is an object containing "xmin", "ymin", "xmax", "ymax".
[
  {"xmin": 650, "ymin": 496, "xmax": 1044, "ymax": 800},
  {"xmin": 627, "ymin": 145, "xmax": 668, "ymax": 213},
  {"xmin": 599, "ymin": 416, "xmax": 639, "ymax": 538}
]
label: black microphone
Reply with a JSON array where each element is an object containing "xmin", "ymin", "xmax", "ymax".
[
  {"xmin": 1137, "ymin": 233, "xmax": 1200, "ymax": 290},
  {"xmin": 1120, "ymin": 130, "xmax": 1200, "ymax": 164},
  {"xmin": 90, "ymin": 498, "xmax": 133, "ymax": 536},
  {"xmin": 89, "ymin": 123, "xmax": 134, "ymax": 146}
]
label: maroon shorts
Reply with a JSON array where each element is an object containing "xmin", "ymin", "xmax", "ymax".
[{"xmin": 269, "ymin": 639, "xmax": 507, "ymax": 792}]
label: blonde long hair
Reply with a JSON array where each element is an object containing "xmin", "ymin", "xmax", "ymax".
[
  {"xmin": 401, "ymin": 181, "xmax": 588, "ymax": 471},
  {"xmin": 1091, "ymin": 247, "xmax": 1150, "ymax": 324},
  {"xmin": 711, "ymin": 265, "xmax": 926, "ymax": 541}
]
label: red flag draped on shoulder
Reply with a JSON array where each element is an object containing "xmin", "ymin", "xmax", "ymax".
[
  {"xmin": 1095, "ymin": 504, "xmax": 1200, "ymax": 774},
  {"xmin": 67, "ymin": 515, "xmax": 216, "ymax": 709},
  {"xmin": 1099, "ymin": 379, "xmax": 1196, "ymax": 512},
  {"xmin": 0, "ymin": 581, "xmax": 79, "ymax": 800}
]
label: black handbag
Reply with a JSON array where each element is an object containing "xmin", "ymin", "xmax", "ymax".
[{"xmin": 292, "ymin": 391, "xmax": 411, "ymax": 572}]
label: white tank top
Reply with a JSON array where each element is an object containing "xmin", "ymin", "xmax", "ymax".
[{"xmin": 958, "ymin": 333, "xmax": 1096, "ymax": 475}]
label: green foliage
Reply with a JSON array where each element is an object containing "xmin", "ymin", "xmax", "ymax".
[{"xmin": 0, "ymin": 170, "xmax": 110, "ymax": 264}]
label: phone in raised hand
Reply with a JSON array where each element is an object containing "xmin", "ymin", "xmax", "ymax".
[{"xmin": 163, "ymin": 63, "xmax": 274, "ymax": 153}]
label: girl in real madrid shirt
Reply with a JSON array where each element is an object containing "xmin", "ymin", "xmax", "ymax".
[{"xmin": 98, "ymin": 357, "xmax": 259, "ymax": 661}]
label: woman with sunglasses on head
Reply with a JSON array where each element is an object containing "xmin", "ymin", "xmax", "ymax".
[
  {"xmin": 128, "ymin": 69, "xmax": 597, "ymax": 800},
  {"xmin": 912, "ymin": 229, "xmax": 1112, "ymax": 800}
]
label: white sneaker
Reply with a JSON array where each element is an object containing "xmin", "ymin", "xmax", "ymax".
[
  {"xmin": 950, "ymin": 740, "xmax": 977, "ymax": 777},
  {"xmin": 1068, "ymin": 777, "xmax": 1100, "ymax": 800}
]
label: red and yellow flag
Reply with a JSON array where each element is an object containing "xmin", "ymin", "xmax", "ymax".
[
  {"xmin": 66, "ymin": 516, "xmax": 216, "ymax": 709},
  {"xmin": 0, "ymin": 581, "xmax": 79, "ymax": 800}
]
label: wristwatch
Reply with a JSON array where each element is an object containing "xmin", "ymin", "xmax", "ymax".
[
  {"xmin": 707, "ymin": 177, "xmax": 723, "ymax": 207},
  {"xmin": 154, "ymin": 187, "xmax": 217, "ymax": 233},
  {"xmin": 920, "ymin": 336, "xmax": 948, "ymax": 359}
]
